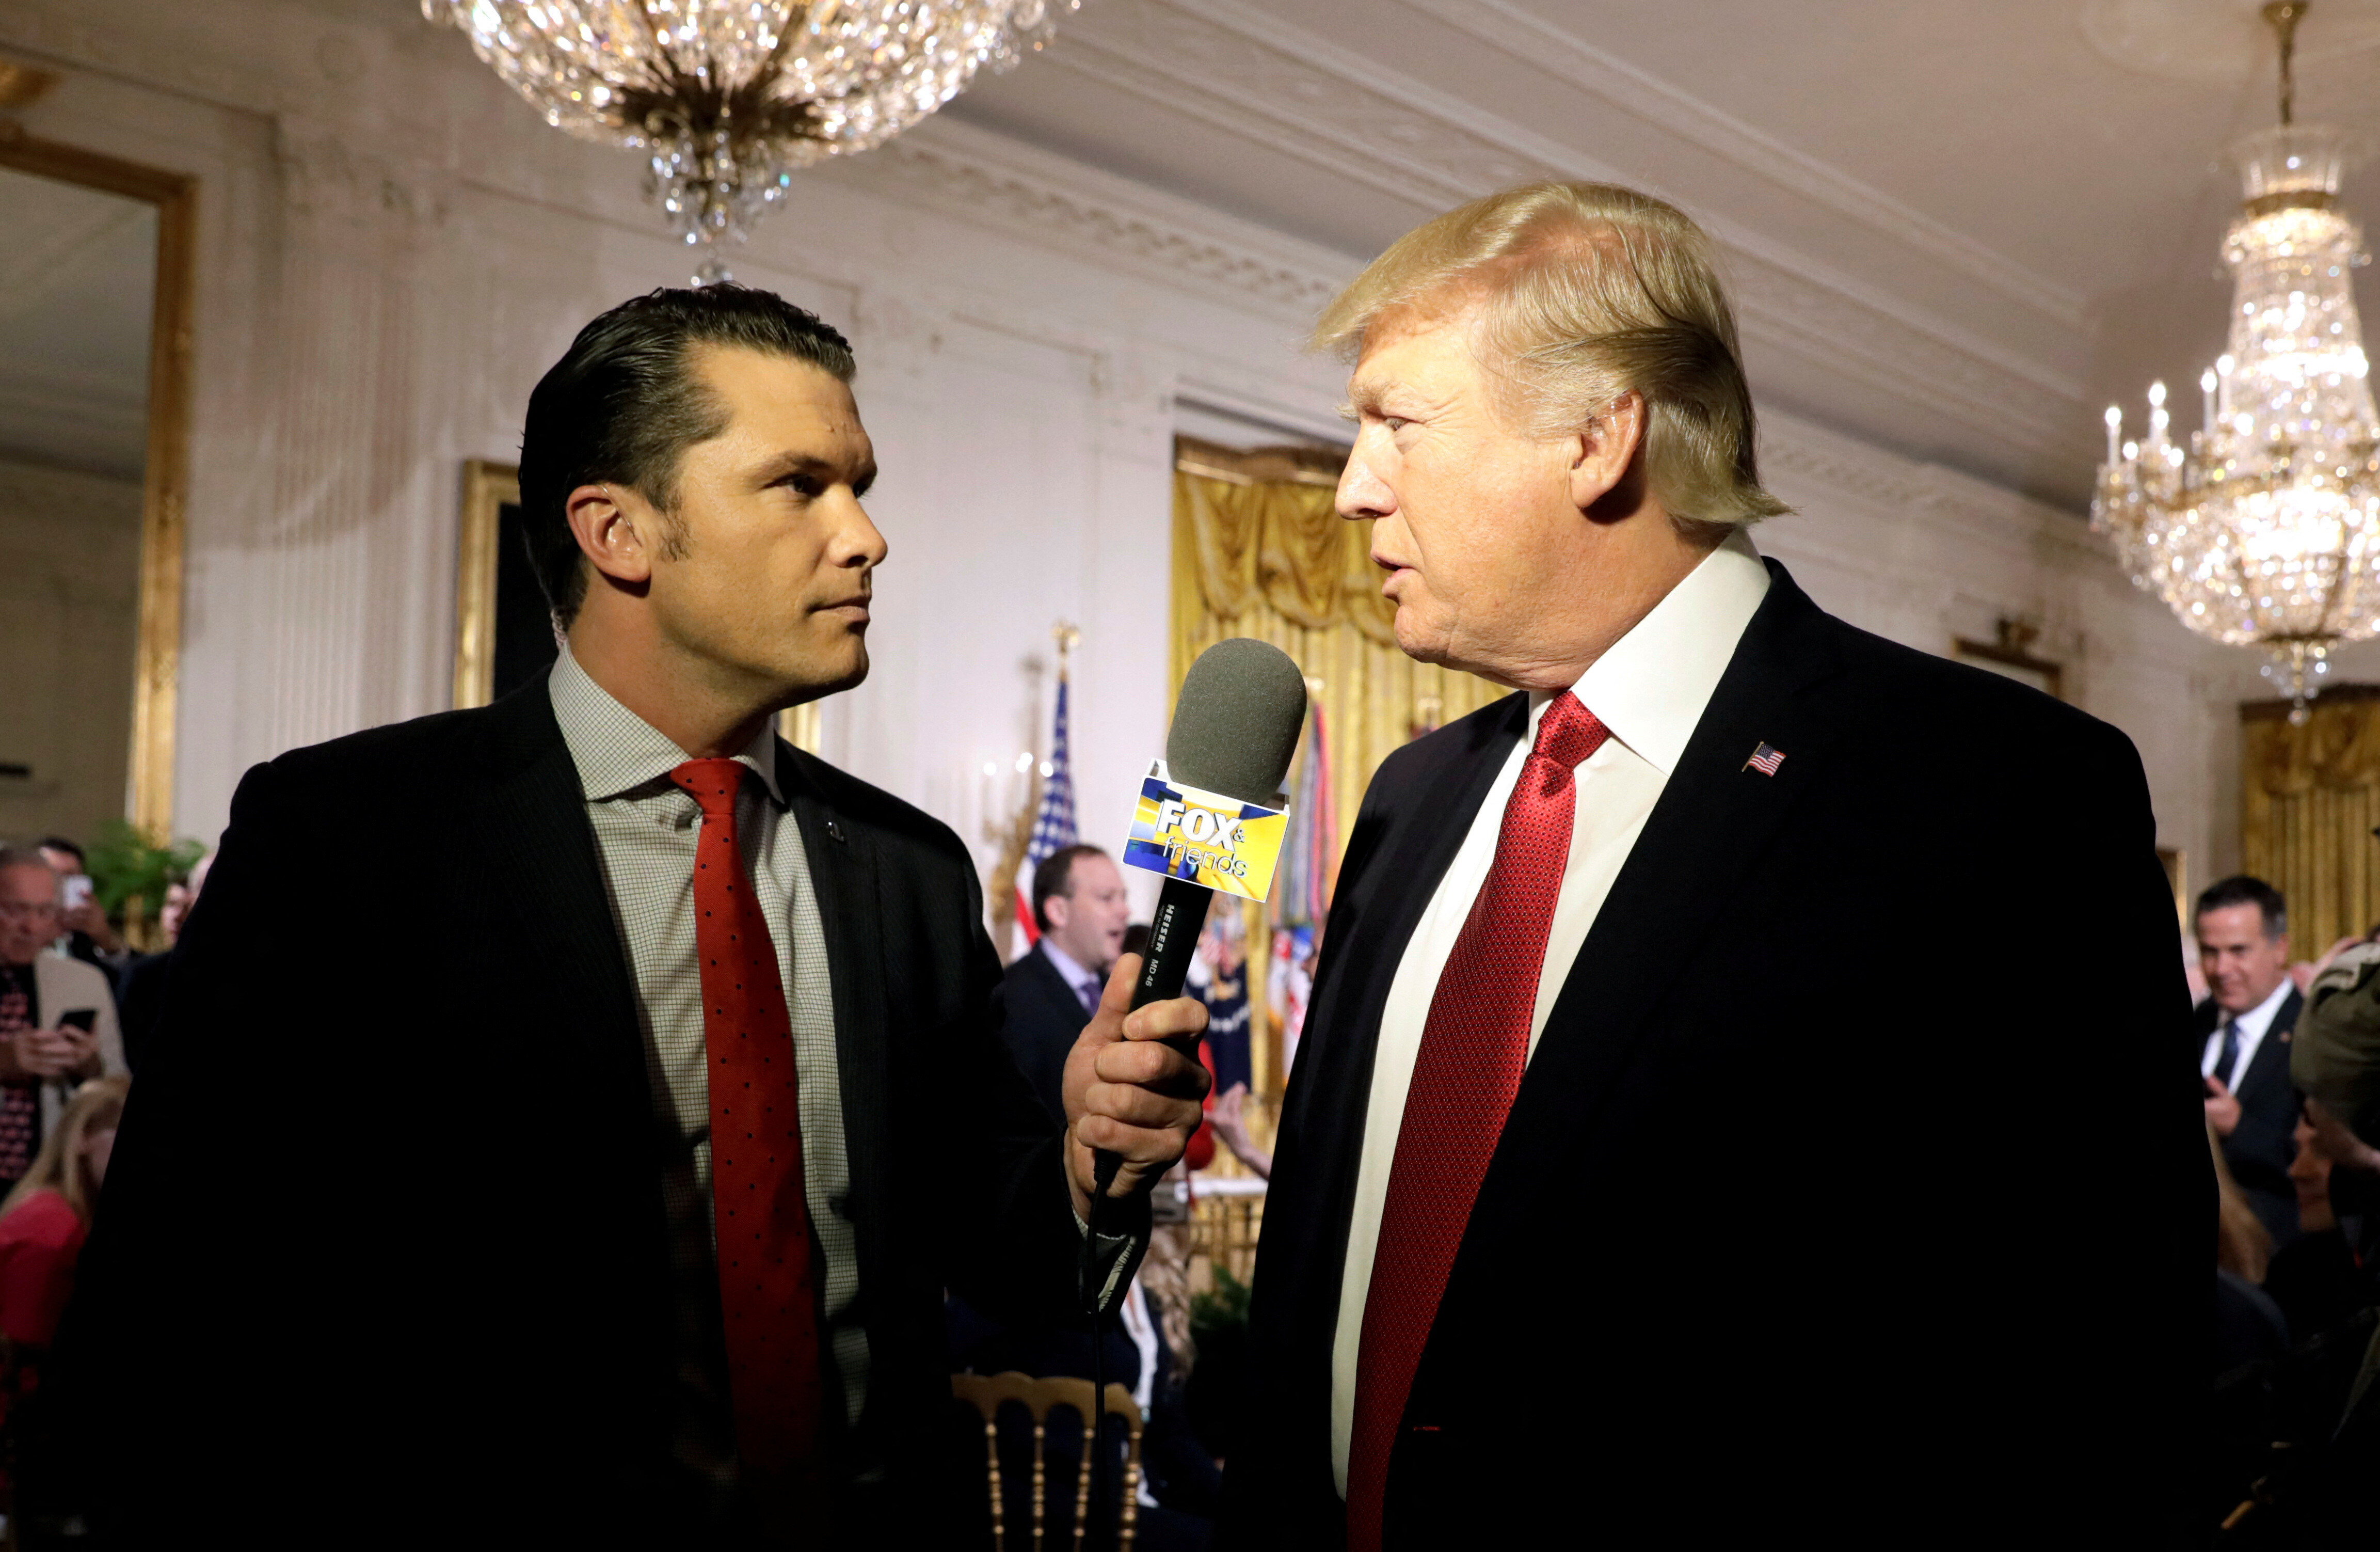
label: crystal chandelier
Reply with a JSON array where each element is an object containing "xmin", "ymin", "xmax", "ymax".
[
  {"xmin": 422, "ymin": 0, "xmax": 1077, "ymax": 282},
  {"xmin": 2092, "ymin": 1, "xmax": 2379, "ymax": 722}
]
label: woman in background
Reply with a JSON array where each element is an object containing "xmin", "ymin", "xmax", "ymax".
[
  {"xmin": 0, "ymin": 1075, "xmax": 125, "ymax": 1540},
  {"xmin": 0, "ymin": 1077, "xmax": 125, "ymax": 1385}
]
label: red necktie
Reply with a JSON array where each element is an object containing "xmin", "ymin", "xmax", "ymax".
[
  {"xmin": 669, "ymin": 758, "xmax": 822, "ymax": 1482},
  {"xmin": 1346, "ymin": 692, "xmax": 1609, "ymax": 1550}
]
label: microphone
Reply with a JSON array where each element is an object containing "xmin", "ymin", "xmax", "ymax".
[
  {"xmin": 1089, "ymin": 637, "xmax": 1307, "ymax": 1201},
  {"xmin": 1126, "ymin": 637, "xmax": 1311, "ymax": 1018},
  {"xmin": 1079, "ymin": 637, "xmax": 1305, "ymax": 1512}
]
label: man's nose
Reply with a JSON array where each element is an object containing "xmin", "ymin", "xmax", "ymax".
[
  {"xmin": 1337, "ymin": 453, "xmax": 1394, "ymax": 520},
  {"xmin": 837, "ymin": 499, "xmax": 889, "ymax": 567}
]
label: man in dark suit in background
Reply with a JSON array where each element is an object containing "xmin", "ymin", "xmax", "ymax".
[
  {"xmin": 999, "ymin": 843, "xmax": 1132, "ymax": 1123},
  {"xmin": 75, "ymin": 286, "xmax": 1208, "ymax": 1545},
  {"xmin": 1219, "ymin": 183, "xmax": 2204, "ymax": 1549},
  {"xmin": 2195, "ymin": 874, "xmax": 2306, "ymax": 1248}
]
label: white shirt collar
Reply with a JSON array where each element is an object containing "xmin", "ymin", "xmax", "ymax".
[
  {"xmin": 1532, "ymin": 527, "xmax": 1771, "ymax": 772},
  {"xmin": 547, "ymin": 644, "xmax": 783, "ymax": 806},
  {"xmin": 2228, "ymin": 975, "xmax": 2296, "ymax": 1042},
  {"xmin": 1039, "ymin": 938, "xmax": 1103, "ymax": 997}
]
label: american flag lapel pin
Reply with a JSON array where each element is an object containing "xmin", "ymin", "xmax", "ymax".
[{"xmin": 1744, "ymin": 742, "xmax": 1786, "ymax": 777}]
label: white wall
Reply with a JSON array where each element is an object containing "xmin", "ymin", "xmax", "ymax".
[
  {"xmin": 0, "ymin": 0, "xmax": 2262, "ymax": 900},
  {"xmin": 0, "ymin": 456, "xmax": 142, "ymax": 849}
]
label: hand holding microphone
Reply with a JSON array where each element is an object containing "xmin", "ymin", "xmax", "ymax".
[
  {"xmin": 1072, "ymin": 638, "xmax": 1310, "ymax": 1213},
  {"xmin": 1059, "ymin": 951, "xmax": 1210, "ymax": 1220}
]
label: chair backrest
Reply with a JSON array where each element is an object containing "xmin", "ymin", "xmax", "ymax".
[{"xmin": 951, "ymin": 1370, "xmax": 1145, "ymax": 1551}]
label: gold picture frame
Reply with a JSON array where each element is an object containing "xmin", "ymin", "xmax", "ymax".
[
  {"xmin": 453, "ymin": 459, "xmax": 520, "ymax": 710},
  {"xmin": 2158, "ymin": 847, "xmax": 2187, "ymax": 932},
  {"xmin": 0, "ymin": 126, "xmax": 198, "ymax": 838}
]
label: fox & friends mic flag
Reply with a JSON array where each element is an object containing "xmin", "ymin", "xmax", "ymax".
[{"xmin": 1120, "ymin": 761, "xmax": 1289, "ymax": 904}]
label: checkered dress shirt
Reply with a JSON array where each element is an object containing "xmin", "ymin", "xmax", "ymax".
[{"xmin": 548, "ymin": 648, "xmax": 866, "ymax": 1486}]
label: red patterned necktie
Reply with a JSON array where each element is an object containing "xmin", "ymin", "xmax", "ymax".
[
  {"xmin": 668, "ymin": 758, "xmax": 822, "ymax": 1484},
  {"xmin": 0, "ymin": 968, "xmax": 35, "ymax": 1181},
  {"xmin": 1346, "ymin": 691, "xmax": 1609, "ymax": 1550}
]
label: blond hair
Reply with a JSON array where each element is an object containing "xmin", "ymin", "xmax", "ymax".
[
  {"xmin": 2210, "ymin": 1124, "xmax": 2271, "ymax": 1284},
  {"xmin": 1314, "ymin": 181, "xmax": 1790, "ymax": 539},
  {"xmin": 0, "ymin": 1075, "xmax": 128, "ymax": 1226}
]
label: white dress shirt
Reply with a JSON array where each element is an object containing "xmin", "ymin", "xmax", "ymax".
[
  {"xmin": 1328, "ymin": 529, "xmax": 1772, "ymax": 1494},
  {"xmin": 2201, "ymin": 976, "xmax": 2294, "ymax": 1090}
]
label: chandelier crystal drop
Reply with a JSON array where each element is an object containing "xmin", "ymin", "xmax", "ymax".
[
  {"xmin": 422, "ymin": 0, "xmax": 1076, "ymax": 282},
  {"xmin": 2091, "ymin": 1, "xmax": 2380, "ymax": 723}
]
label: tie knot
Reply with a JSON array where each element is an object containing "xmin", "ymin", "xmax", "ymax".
[
  {"xmin": 1532, "ymin": 690, "xmax": 1609, "ymax": 771},
  {"xmin": 668, "ymin": 757, "xmax": 746, "ymax": 817}
]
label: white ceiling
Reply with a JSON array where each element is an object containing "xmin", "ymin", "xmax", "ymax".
[
  {"xmin": 83, "ymin": 0, "xmax": 2380, "ymax": 508},
  {"xmin": 0, "ymin": 164, "xmax": 155, "ymax": 481},
  {"xmin": 939, "ymin": 0, "xmax": 2380, "ymax": 506}
]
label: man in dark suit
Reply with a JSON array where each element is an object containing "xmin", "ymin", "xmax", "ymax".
[
  {"xmin": 2195, "ymin": 875, "xmax": 2307, "ymax": 1248},
  {"xmin": 1218, "ymin": 183, "xmax": 2205, "ymax": 1548},
  {"xmin": 73, "ymin": 286, "xmax": 1208, "ymax": 1545},
  {"xmin": 999, "ymin": 843, "xmax": 1132, "ymax": 1123}
]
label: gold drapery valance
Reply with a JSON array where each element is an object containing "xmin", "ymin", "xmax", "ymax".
[{"xmin": 2243, "ymin": 686, "xmax": 2380, "ymax": 956}]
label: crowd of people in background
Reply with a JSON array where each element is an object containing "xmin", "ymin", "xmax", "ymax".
[
  {"xmin": 0, "ymin": 835, "xmax": 200, "ymax": 1542},
  {"xmin": 2194, "ymin": 874, "xmax": 2380, "ymax": 1540}
]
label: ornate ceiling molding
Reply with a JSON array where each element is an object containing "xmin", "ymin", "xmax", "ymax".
[
  {"xmin": 1046, "ymin": 0, "xmax": 2080, "ymax": 447},
  {"xmin": 821, "ymin": 116, "xmax": 1356, "ymax": 324},
  {"xmin": 1393, "ymin": 0, "xmax": 2088, "ymax": 329}
]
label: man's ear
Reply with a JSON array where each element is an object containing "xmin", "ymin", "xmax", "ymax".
[
  {"xmin": 1568, "ymin": 391, "xmax": 1648, "ymax": 515},
  {"xmin": 565, "ymin": 483, "xmax": 658, "ymax": 585},
  {"xmin": 1043, "ymin": 894, "xmax": 1073, "ymax": 936}
]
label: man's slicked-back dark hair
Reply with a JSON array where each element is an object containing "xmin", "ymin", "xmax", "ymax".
[
  {"xmin": 2197, "ymin": 874, "xmax": 2288, "ymax": 940},
  {"xmin": 518, "ymin": 284, "xmax": 856, "ymax": 626}
]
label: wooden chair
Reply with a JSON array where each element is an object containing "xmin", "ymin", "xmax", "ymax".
[{"xmin": 951, "ymin": 1370, "xmax": 1144, "ymax": 1550}]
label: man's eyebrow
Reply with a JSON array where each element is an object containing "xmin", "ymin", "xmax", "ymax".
[{"xmin": 755, "ymin": 451, "xmax": 868, "ymax": 487}]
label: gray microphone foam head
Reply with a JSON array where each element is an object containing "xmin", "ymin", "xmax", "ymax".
[{"xmin": 1166, "ymin": 638, "xmax": 1309, "ymax": 805}]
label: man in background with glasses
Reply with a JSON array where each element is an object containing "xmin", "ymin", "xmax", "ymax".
[{"xmin": 0, "ymin": 852, "xmax": 124, "ymax": 1199}]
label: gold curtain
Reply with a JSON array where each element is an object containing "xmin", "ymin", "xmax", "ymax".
[
  {"xmin": 1171, "ymin": 438, "xmax": 1505, "ymax": 1101},
  {"xmin": 2243, "ymin": 688, "xmax": 2380, "ymax": 955},
  {"xmin": 1170, "ymin": 440, "xmax": 1506, "ymax": 857}
]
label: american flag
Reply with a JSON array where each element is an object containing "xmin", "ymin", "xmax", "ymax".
[
  {"xmin": 1744, "ymin": 742, "xmax": 1786, "ymax": 777},
  {"xmin": 1014, "ymin": 674, "xmax": 1079, "ymax": 946}
]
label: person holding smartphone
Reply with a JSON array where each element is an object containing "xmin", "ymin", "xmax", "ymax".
[
  {"xmin": 34, "ymin": 838, "xmax": 127, "ymax": 976},
  {"xmin": 0, "ymin": 853, "xmax": 125, "ymax": 1199}
]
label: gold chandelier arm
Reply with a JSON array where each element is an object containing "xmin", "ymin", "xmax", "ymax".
[{"xmin": 2264, "ymin": 1, "xmax": 2307, "ymax": 126}]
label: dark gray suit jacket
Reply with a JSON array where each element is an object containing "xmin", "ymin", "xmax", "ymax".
[
  {"xmin": 72, "ymin": 673, "xmax": 1095, "ymax": 1541},
  {"xmin": 995, "ymin": 942, "xmax": 1095, "ymax": 1127},
  {"xmin": 1221, "ymin": 562, "xmax": 2207, "ymax": 1548}
]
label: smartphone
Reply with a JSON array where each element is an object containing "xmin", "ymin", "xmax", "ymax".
[
  {"xmin": 56, "ymin": 1009, "xmax": 95, "ymax": 1034},
  {"xmin": 61, "ymin": 874, "xmax": 93, "ymax": 913}
]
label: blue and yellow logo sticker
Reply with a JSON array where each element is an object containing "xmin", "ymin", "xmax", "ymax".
[{"xmin": 1120, "ymin": 764, "xmax": 1288, "ymax": 903}]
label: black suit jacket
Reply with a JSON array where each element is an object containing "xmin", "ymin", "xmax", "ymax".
[
  {"xmin": 1220, "ymin": 563, "xmax": 2207, "ymax": 1548},
  {"xmin": 996, "ymin": 942, "xmax": 1095, "ymax": 1126},
  {"xmin": 2196, "ymin": 988, "xmax": 2305, "ymax": 1247},
  {"xmin": 71, "ymin": 676, "xmax": 1094, "ymax": 1542}
]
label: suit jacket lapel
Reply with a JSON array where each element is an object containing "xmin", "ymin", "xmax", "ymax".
[
  {"xmin": 2238, "ymin": 988, "xmax": 2302, "ymax": 1107},
  {"xmin": 1503, "ymin": 563, "xmax": 1845, "ymax": 1142},
  {"xmin": 475, "ymin": 682, "xmax": 651, "ymax": 1107},
  {"xmin": 1267, "ymin": 695, "xmax": 1528, "ymax": 1359},
  {"xmin": 776, "ymin": 743, "xmax": 892, "ymax": 1274}
]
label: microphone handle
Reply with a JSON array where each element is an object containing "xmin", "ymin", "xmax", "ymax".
[
  {"xmin": 1089, "ymin": 873, "xmax": 1215, "ymax": 1202},
  {"xmin": 1129, "ymin": 873, "xmax": 1217, "ymax": 1020}
]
